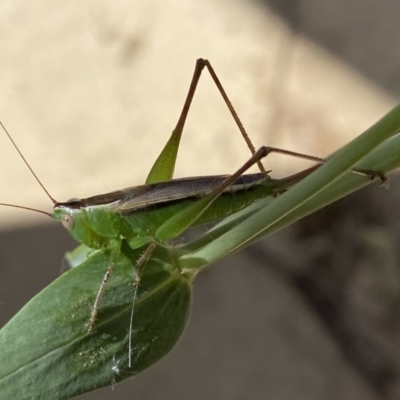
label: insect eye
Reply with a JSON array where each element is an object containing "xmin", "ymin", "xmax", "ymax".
[{"xmin": 61, "ymin": 214, "xmax": 74, "ymax": 230}]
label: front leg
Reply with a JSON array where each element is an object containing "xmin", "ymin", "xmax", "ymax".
[
  {"xmin": 87, "ymin": 240, "xmax": 121, "ymax": 333},
  {"xmin": 87, "ymin": 265, "xmax": 113, "ymax": 333}
]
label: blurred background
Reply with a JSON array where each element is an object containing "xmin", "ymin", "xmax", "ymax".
[{"xmin": 1, "ymin": 0, "xmax": 400, "ymax": 398}]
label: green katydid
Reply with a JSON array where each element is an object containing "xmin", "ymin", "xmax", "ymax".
[{"xmin": 0, "ymin": 58, "xmax": 386, "ymax": 370}]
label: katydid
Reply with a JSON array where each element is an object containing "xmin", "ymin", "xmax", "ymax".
[{"xmin": 0, "ymin": 59, "xmax": 386, "ymax": 366}]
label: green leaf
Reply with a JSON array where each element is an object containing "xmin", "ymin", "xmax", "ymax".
[{"xmin": 0, "ymin": 243, "xmax": 191, "ymax": 400}]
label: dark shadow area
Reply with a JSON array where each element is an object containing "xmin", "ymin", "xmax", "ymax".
[
  {"xmin": 292, "ymin": 180, "xmax": 400, "ymax": 397},
  {"xmin": 0, "ymin": 225, "xmax": 75, "ymax": 328},
  {"xmin": 258, "ymin": 0, "xmax": 400, "ymax": 97},
  {"xmin": 250, "ymin": 174, "xmax": 400, "ymax": 398}
]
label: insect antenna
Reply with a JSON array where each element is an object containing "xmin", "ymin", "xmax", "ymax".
[
  {"xmin": 0, "ymin": 121, "xmax": 57, "ymax": 205},
  {"xmin": 0, "ymin": 203, "xmax": 52, "ymax": 217}
]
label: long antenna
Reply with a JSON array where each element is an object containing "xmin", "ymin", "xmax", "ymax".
[
  {"xmin": 0, "ymin": 121, "xmax": 56, "ymax": 204},
  {"xmin": 0, "ymin": 203, "xmax": 52, "ymax": 217}
]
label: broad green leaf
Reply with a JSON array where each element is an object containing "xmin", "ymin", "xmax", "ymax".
[{"xmin": 0, "ymin": 243, "xmax": 191, "ymax": 400}]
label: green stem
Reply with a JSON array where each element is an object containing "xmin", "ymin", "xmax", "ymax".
[{"xmin": 180, "ymin": 104, "xmax": 400, "ymax": 273}]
